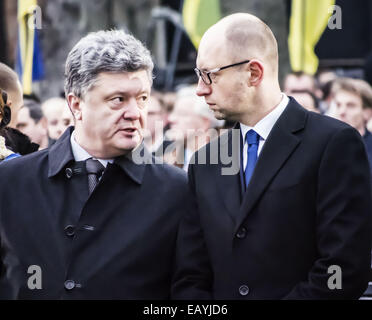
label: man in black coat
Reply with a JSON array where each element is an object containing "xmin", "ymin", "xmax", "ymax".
[
  {"xmin": 0, "ymin": 30, "xmax": 191, "ymax": 299},
  {"xmin": 172, "ymin": 13, "xmax": 372, "ymax": 299}
]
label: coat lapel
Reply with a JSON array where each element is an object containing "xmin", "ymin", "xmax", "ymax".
[
  {"xmin": 234, "ymin": 99, "xmax": 308, "ymax": 232},
  {"xmin": 214, "ymin": 124, "xmax": 242, "ymax": 224}
]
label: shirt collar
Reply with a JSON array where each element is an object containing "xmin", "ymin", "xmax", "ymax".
[
  {"xmin": 70, "ymin": 131, "xmax": 113, "ymax": 168},
  {"xmin": 240, "ymin": 93, "xmax": 289, "ymax": 142},
  {"xmin": 48, "ymin": 127, "xmax": 149, "ymax": 185}
]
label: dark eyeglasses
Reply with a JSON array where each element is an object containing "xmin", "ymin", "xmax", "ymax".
[{"xmin": 194, "ymin": 60, "xmax": 250, "ymax": 85}]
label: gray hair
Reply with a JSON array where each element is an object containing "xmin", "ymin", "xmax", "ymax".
[{"xmin": 64, "ymin": 30, "xmax": 154, "ymax": 99}]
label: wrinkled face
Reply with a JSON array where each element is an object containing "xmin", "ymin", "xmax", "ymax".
[
  {"xmin": 168, "ymin": 96, "xmax": 204, "ymax": 141},
  {"xmin": 73, "ymin": 71, "xmax": 151, "ymax": 158},
  {"xmin": 195, "ymin": 34, "xmax": 251, "ymax": 122},
  {"xmin": 332, "ymin": 90, "xmax": 365, "ymax": 131},
  {"xmin": 16, "ymin": 107, "xmax": 45, "ymax": 145}
]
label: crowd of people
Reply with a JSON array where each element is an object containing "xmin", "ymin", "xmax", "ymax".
[
  {"xmin": 0, "ymin": 12, "xmax": 371, "ymax": 300},
  {"xmin": 1, "ymin": 63, "xmax": 372, "ymax": 174},
  {"xmin": 1, "ymin": 58, "xmax": 372, "ymax": 174}
]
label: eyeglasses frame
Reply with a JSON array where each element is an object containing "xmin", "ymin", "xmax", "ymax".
[{"xmin": 194, "ymin": 59, "xmax": 251, "ymax": 85}]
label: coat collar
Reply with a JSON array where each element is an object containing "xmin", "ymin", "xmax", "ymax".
[
  {"xmin": 48, "ymin": 126, "xmax": 150, "ymax": 185},
  {"xmin": 212, "ymin": 98, "xmax": 307, "ymax": 228},
  {"xmin": 233, "ymin": 97, "xmax": 308, "ymax": 232}
]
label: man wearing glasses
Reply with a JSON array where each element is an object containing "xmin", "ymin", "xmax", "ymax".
[{"xmin": 172, "ymin": 13, "xmax": 372, "ymax": 299}]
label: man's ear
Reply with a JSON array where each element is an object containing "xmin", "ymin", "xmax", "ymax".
[
  {"xmin": 67, "ymin": 93, "xmax": 82, "ymax": 120},
  {"xmin": 246, "ymin": 60, "xmax": 264, "ymax": 87}
]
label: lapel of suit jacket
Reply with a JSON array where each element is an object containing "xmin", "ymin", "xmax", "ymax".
[
  {"xmin": 213, "ymin": 124, "xmax": 242, "ymax": 224},
  {"xmin": 234, "ymin": 99, "xmax": 308, "ymax": 233}
]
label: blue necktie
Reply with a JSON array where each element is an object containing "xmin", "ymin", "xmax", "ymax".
[{"xmin": 245, "ymin": 130, "xmax": 260, "ymax": 187}]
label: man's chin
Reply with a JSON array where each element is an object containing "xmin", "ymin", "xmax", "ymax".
[{"xmin": 213, "ymin": 111, "xmax": 226, "ymax": 120}]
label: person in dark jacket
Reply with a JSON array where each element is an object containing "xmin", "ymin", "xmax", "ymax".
[
  {"xmin": 0, "ymin": 30, "xmax": 191, "ymax": 299},
  {"xmin": 330, "ymin": 77, "xmax": 372, "ymax": 176},
  {"xmin": 172, "ymin": 13, "xmax": 372, "ymax": 300}
]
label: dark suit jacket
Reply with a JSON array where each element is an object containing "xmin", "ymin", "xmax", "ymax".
[
  {"xmin": 172, "ymin": 98, "xmax": 372, "ymax": 300},
  {"xmin": 0, "ymin": 127, "xmax": 191, "ymax": 299},
  {"xmin": 363, "ymin": 130, "xmax": 372, "ymax": 177}
]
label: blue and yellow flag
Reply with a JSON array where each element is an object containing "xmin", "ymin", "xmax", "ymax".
[
  {"xmin": 16, "ymin": 0, "xmax": 44, "ymax": 94},
  {"xmin": 182, "ymin": 0, "xmax": 221, "ymax": 49},
  {"xmin": 288, "ymin": 0, "xmax": 335, "ymax": 75}
]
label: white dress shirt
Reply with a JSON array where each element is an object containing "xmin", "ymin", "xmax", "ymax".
[
  {"xmin": 240, "ymin": 93, "xmax": 289, "ymax": 170},
  {"xmin": 70, "ymin": 131, "xmax": 114, "ymax": 168}
]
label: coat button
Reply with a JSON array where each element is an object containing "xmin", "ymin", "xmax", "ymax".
[
  {"xmin": 64, "ymin": 225, "xmax": 75, "ymax": 237},
  {"xmin": 239, "ymin": 285, "xmax": 250, "ymax": 296},
  {"xmin": 64, "ymin": 280, "xmax": 75, "ymax": 290},
  {"xmin": 236, "ymin": 227, "xmax": 247, "ymax": 239},
  {"xmin": 65, "ymin": 167, "xmax": 73, "ymax": 179}
]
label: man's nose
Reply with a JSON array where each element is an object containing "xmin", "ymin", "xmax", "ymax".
[
  {"xmin": 196, "ymin": 78, "xmax": 212, "ymax": 96},
  {"xmin": 124, "ymin": 97, "xmax": 140, "ymax": 120},
  {"xmin": 338, "ymin": 105, "xmax": 347, "ymax": 116}
]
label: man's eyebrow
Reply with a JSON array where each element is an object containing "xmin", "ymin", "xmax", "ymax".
[
  {"xmin": 104, "ymin": 89, "xmax": 148, "ymax": 99},
  {"xmin": 105, "ymin": 90, "xmax": 128, "ymax": 98}
]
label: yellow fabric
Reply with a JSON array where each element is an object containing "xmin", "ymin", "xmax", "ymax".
[
  {"xmin": 182, "ymin": 0, "xmax": 221, "ymax": 49},
  {"xmin": 18, "ymin": 0, "xmax": 37, "ymax": 94},
  {"xmin": 288, "ymin": 0, "xmax": 335, "ymax": 75}
]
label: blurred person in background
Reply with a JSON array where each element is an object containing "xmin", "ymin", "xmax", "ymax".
[
  {"xmin": 159, "ymin": 91, "xmax": 176, "ymax": 130},
  {"xmin": 290, "ymin": 89, "xmax": 320, "ymax": 113},
  {"xmin": 316, "ymin": 69, "xmax": 338, "ymax": 114},
  {"xmin": 0, "ymin": 89, "xmax": 18, "ymax": 161},
  {"xmin": 16, "ymin": 96, "xmax": 48, "ymax": 150},
  {"xmin": 330, "ymin": 77, "xmax": 372, "ymax": 175},
  {"xmin": 283, "ymin": 71, "xmax": 321, "ymax": 98},
  {"xmin": 61, "ymin": 101, "xmax": 75, "ymax": 129},
  {"xmin": 317, "ymin": 69, "xmax": 338, "ymax": 88},
  {"xmin": 0, "ymin": 63, "xmax": 24, "ymax": 128},
  {"xmin": 165, "ymin": 85, "xmax": 223, "ymax": 170},
  {"xmin": 143, "ymin": 92, "xmax": 167, "ymax": 152},
  {"xmin": 0, "ymin": 63, "xmax": 39, "ymax": 158},
  {"xmin": 41, "ymin": 97, "xmax": 72, "ymax": 146},
  {"xmin": 0, "ymin": 89, "xmax": 39, "ymax": 161}
]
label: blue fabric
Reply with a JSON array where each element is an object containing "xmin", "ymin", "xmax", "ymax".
[
  {"xmin": 244, "ymin": 130, "xmax": 260, "ymax": 187},
  {"xmin": 3, "ymin": 153, "xmax": 21, "ymax": 162}
]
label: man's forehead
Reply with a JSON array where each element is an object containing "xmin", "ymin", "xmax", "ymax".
[
  {"xmin": 335, "ymin": 90, "xmax": 362, "ymax": 103},
  {"xmin": 95, "ymin": 71, "xmax": 151, "ymax": 93},
  {"xmin": 197, "ymin": 36, "xmax": 227, "ymax": 69}
]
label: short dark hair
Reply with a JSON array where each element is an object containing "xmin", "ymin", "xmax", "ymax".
[
  {"xmin": 23, "ymin": 98, "xmax": 43, "ymax": 123},
  {"xmin": 23, "ymin": 93, "xmax": 41, "ymax": 103}
]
